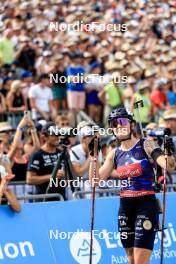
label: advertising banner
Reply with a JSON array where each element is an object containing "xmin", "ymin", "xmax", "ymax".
[{"xmin": 0, "ymin": 194, "xmax": 176, "ymax": 263}]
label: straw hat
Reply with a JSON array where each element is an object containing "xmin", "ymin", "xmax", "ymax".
[
  {"xmin": 0, "ymin": 122, "xmax": 13, "ymax": 132},
  {"xmin": 163, "ymin": 109, "xmax": 176, "ymax": 120}
]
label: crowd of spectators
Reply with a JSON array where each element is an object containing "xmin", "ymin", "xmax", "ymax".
[{"xmin": 0, "ymin": 0, "xmax": 176, "ymax": 208}]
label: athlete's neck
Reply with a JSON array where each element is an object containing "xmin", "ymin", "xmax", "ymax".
[{"xmin": 120, "ymin": 135, "xmax": 139, "ymax": 151}]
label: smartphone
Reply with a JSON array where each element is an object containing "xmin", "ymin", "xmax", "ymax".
[{"xmin": 24, "ymin": 110, "xmax": 30, "ymax": 118}]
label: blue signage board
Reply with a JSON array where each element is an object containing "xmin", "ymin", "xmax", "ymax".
[{"xmin": 0, "ymin": 194, "xmax": 176, "ymax": 263}]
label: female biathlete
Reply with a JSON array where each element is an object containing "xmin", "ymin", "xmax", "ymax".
[{"xmin": 89, "ymin": 107, "xmax": 175, "ymax": 264}]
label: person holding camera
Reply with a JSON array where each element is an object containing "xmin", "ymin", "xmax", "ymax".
[
  {"xmin": 7, "ymin": 115, "xmax": 40, "ymax": 182},
  {"xmin": 27, "ymin": 122, "xmax": 65, "ymax": 200},
  {"xmin": 70, "ymin": 124, "xmax": 103, "ymax": 196},
  {"xmin": 163, "ymin": 108, "xmax": 176, "ymax": 185},
  {"xmin": 163, "ymin": 108, "xmax": 176, "ymax": 137},
  {"xmin": 89, "ymin": 107, "xmax": 175, "ymax": 264}
]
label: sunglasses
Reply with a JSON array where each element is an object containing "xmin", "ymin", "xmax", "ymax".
[
  {"xmin": 110, "ymin": 118, "xmax": 130, "ymax": 128},
  {"xmin": 60, "ymin": 122, "xmax": 69, "ymax": 126}
]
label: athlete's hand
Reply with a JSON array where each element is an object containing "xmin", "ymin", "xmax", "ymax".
[
  {"xmin": 164, "ymin": 137, "xmax": 174, "ymax": 156},
  {"xmin": 144, "ymin": 138, "xmax": 160, "ymax": 156}
]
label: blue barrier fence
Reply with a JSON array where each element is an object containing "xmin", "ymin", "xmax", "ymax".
[{"xmin": 0, "ymin": 193, "xmax": 176, "ymax": 264}]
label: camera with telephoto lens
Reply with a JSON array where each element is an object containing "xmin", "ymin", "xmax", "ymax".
[
  {"xmin": 58, "ymin": 127, "xmax": 76, "ymax": 146},
  {"xmin": 145, "ymin": 127, "xmax": 171, "ymax": 138},
  {"xmin": 144, "ymin": 127, "xmax": 171, "ymax": 146}
]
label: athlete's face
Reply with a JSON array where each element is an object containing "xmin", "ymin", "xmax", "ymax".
[{"xmin": 111, "ymin": 118, "xmax": 131, "ymax": 140}]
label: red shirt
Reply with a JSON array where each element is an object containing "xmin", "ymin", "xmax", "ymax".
[{"xmin": 151, "ymin": 90, "xmax": 168, "ymax": 108}]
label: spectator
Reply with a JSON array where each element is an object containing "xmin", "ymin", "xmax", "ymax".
[
  {"xmin": 55, "ymin": 115, "xmax": 70, "ymax": 127},
  {"xmin": 66, "ymin": 53, "xmax": 85, "ymax": 124},
  {"xmin": 8, "ymin": 116, "xmax": 40, "ymax": 181},
  {"xmin": 151, "ymin": 79, "xmax": 169, "ymax": 120},
  {"xmin": 0, "ymin": 122, "xmax": 15, "ymax": 155},
  {"xmin": 14, "ymin": 36, "xmax": 36, "ymax": 73},
  {"xmin": 131, "ymin": 80, "xmax": 153, "ymax": 127},
  {"xmin": 85, "ymin": 63, "xmax": 103, "ymax": 124},
  {"xmin": 98, "ymin": 63, "xmax": 124, "ymax": 126},
  {"xmin": 27, "ymin": 122, "xmax": 66, "ymax": 200},
  {"xmin": 0, "ymin": 28, "xmax": 15, "ymax": 65},
  {"xmin": 163, "ymin": 109, "xmax": 176, "ymax": 136},
  {"xmin": 0, "ymin": 76, "xmax": 13, "ymax": 98},
  {"xmin": 28, "ymin": 74, "xmax": 55, "ymax": 121},
  {"xmin": 50, "ymin": 55, "xmax": 67, "ymax": 111},
  {"xmin": 20, "ymin": 71, "xmax": 33, "ymax": 98},
  {"xmin": 123, "ymin": 76, "xmax": 136, "ymax": 110},
  {"xmin": 0, "ymin": 167, "xmax": 21, "ymax": 212},
  {"xmin": 70, "ymin": 125, "xmax": 102, "ymax": 193},
  {"xmin": 6, "ymin": 80, "xmax": 27, "ymax": 128},
  {"xmin": 0, "ymin": 92, "xmax": 6, "ymax": 121},
  {"xmin": 163, "ymin": 108, "xmax": 176, "ymax": 185},
  {"xmin": 35, "ymin": 50, "xmax": 52, "ymax": 75},
  {"xmin": 166, "ymin": 80, "xmax": 176, "ymax": 107}
]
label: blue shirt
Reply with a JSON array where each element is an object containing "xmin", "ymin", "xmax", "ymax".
[
  {"xmin": 66, "ymin": 65, "xmax": 85, "ymax": 92},
  {"xmin": 167, "ymin": 91, "xmax": 176, "ymax": 106}
]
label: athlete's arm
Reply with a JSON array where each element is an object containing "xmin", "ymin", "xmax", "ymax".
[
  {"xmin": 157, "ymin": 155, "xmax": 175, "ymax": 173},
  {"xmin": 144, "ymin": 138, "xmax": 175, "ymax": 173},
  {"xmin": 89, "ymin": 149, "xmax": 115, "ymax": 186},
  {"xmin": 99, "ymin": 149, "xmax": 115, "ymax": 180}
]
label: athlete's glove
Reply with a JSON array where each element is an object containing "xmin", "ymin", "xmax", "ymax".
[
  {"xmin": 164, "ymin": 137, "xmax": 175, "ymax": 156},
  {"xmin": 152, "ymin": 181, "xmax": 162, "ymax": 193},
  {"xmin": 88, "ymin": 137, "xmax": 101, "ymax": 156}
]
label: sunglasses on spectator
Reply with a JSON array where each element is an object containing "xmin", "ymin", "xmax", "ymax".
[
  {"xmin": 110, "ymin": 118, "xmax": 130, "ymax": 128},
  {"xmin": 60, "ymin": 122, "xmax": 69, "ymax": 126}
]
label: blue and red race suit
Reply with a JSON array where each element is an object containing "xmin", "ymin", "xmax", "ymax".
[{"xmin": 114, "ymin": 139, "xmax": 155, "ymax": 198}]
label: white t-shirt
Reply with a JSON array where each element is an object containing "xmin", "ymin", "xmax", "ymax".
[
  {"xmin": 70, "ymin": 144, "xmax": 103, "ymax": 180},
  {"xmin": 28, "ymin": 84, "xmax": 53, "ymax": 112}
]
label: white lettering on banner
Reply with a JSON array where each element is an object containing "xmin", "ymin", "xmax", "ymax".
[
  {"xmin": 50, "ymin": 223, "xmax": 176, "ymax": 247},
  {"xmin": 168, "ymin": 223, "xmax": 176, "ymax": 241},
  {"xmin": 4, "ymin": 243, "xmax": 18, "ymax": 258},
  {"xmin": 151, "ymin": 249, "xmax": 176, "ymax": 260},
  {"xmin": 112, "ymin": 255, "xmax": 129, "ymax": 263},
  {"xmin": 154, "ymin": 223, "xmax": 176, "ymax": 247},
  {"xmin": 102, "ymin": 230, "xmax": 121, "ymax": 248},
  {"xmin": 0, "ymin": 241, "xmax": 35, "ymax": 260},
  {"xmin": 50, "ymin": 230, "xmax": 59, "ymax": 239},
  {"xmin": 19, "ymin": 242, "xmax": 35, "ymax": 257}
]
